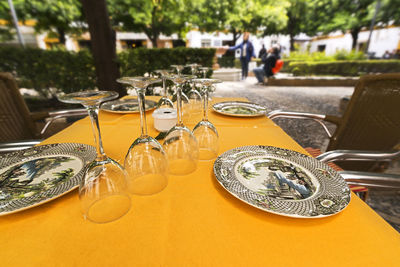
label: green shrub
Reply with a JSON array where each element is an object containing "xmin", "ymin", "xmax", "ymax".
[
  {"xmin": 284, "ymin": 50, "xmax": 367, "ymax": 62},
  {"xmin": 0, "ymin": 47, "xmax": 96, "ymax": 97},
  {"xmin": 118, "ymin": 47, "xmax": 215, "ymax": 77},
  {"xmin": 0, "ymin": 47, "xmax": 216, "ymax": 96},
  {"xmin": 286, "ymin": 60, "xmax": 400, "ymax": 76},
  {"xmin": 217, "ymin": 55, "xmax": 235, "ymax": 68}
]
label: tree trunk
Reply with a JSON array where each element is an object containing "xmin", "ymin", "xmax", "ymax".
[
  {"xmin": 232, "ymin": 29, "xmax": 242, "ymax": 45},
  {"xmin": 150, "ymin": 37, "xmax": 158, "ymax": 48},
  {"xmin": 351, "ymin": 29, "xmax": 360, "ymax": 50},
  {"xmin": 56, "ymin": 27, "xmax": 66, "ymax": 45},
  {"xmin": 289, "ymin": 33, "xmax": 295, "ymax": 51},
  {"xmin": 80, "ymin": 0, "xmax": 126, "ymax": 96}
]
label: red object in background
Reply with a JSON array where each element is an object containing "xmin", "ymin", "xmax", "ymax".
[{"xmin": 272, "ymin": 60, "xmax": 284, "ymax": 74}]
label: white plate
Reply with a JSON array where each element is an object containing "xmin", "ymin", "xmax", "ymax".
[
  {"xmin": 101, "ymin": 99, "xmax": 157, "ymax": 113},
  {"xmin": 212, "ymin": 101, "xmax": 267, "ymax": 117},
  {"xmin": 0, "ymin": 143, "xmax": 96, "ymax": 215},
  {"xmin": 213, "ymin": 146, "xmax": 351, "ymax": 218}
]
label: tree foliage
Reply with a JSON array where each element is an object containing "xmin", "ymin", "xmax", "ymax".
[
  {"xmin": 191, "ymin": 0, "xmax": 288, "ymax": 44},
  {"xmin": 0, "ymin": 0, "xmax": 84, "ymax": 45},
  {"xmin": 108, "ymin": 0, "xmax": 188, "ymax": 47}
]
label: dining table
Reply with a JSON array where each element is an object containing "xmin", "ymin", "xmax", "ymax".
[{"xmin": 1, "ymin": 96, "xmax": 399, "ymax": 266}]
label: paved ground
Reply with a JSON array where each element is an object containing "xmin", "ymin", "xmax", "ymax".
[{"xmin": 214, "ymin": 77, "xmax": 400, "ymax": 232}]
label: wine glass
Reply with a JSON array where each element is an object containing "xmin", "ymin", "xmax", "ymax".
[
  {"xmin": 170, "ymin": 64, "xmax": 189, "ymax": 103},
  {"xmin": 58, "ymin": 90, "xmax": 131, "ymax": 223},
  {"xmin": 164, "ymin": 74, "xmax": 199, "ymax": 175},
  {"xmin": 185, "ymin": 64, "xmax": 202, "ymax": 118},
  {"xmin": 199, "ymin": 67, "xmax": 211, "ymax": 78},
  {"xmin": 171, "ymin": 64, "xmax": 184, "ymax": 75},
  {"xmin": 192, "ymin": 79, "xmax": 222, "ymax": 160},
  {"xmin": 154, "ymin": 69, "xmax": 174, "ymax": 109},
  {"xmin": 117, "ymin": 77, "xmax": 168, "ymax": 195}
]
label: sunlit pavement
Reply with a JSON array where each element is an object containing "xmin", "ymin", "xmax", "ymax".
[{"xmin": 214, "ymin": 76, "xmax": 400, "ymax": 232}]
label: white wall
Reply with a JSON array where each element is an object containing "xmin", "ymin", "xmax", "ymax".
[{"xmin": 309, "ymin": 27, "xmax": 400, "ymax": 57}]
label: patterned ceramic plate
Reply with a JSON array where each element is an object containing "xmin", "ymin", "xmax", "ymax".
[
  {"xmin": 0, "ymin": 143, "xmax": 96, "ymax": 216},
  {"xmin": 101, "ymin": 98, "xmax": 157, "ymax": 113},
  {"xmin": 213, "ymin": 146, "xmax": 351, "ymax": 218},
  {"xmin": 212, "ymin": 101, "xmax": 267, "ymax": 117}
]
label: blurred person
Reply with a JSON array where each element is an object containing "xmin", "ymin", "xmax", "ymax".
[
  {"xmin": 253, "ymin": 45, "xmax": 280, "ymax": 85},
  {"xmin": 382, "ymin": 50, "xmax": 391, "ymax": 59},
  {"xmin": 226, "ymin": 32, "xmax": 255, "ymax": 80},
  {"xmin": 258, "ymin": 44, "xmax": 267, "ymax": 59}
]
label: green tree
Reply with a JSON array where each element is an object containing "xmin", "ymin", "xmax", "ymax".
[
  {"xmin": 377, "ymin": 0, "xmax": 400, "ymax": 25},
  {"xmin": 192, "ymin": 0, "xmax": 288, "ymax": 45},
  {"xmin": 263, "ymin": 0, "xmax": 313, "ymax": 51},
  {"xmin": 108, "ymin": 0, "xmax": 187, "ymax": 48},
  {"xmin": 0, "ymin": 0, "xmax": 23, "ymax": 41},
  {"xmin": 21, "ymin": 0, "xmax": 84, "ymax": 45},
  {"xmin": 316, "ymin": 0, "xmax": 376, "ymax": 49}
]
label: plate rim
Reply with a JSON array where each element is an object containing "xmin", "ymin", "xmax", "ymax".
[
  {"xmin": 100, "ymin": 98, "xmax": 157, "ymax": 114},
  {"xmin": 212, "ymin": 101, "xmax": 267, "ymax": 117},
  {"xmin": 213, "ymin": 145, "xmax": 351, "ymax": 219},
  {"xmin": 0, "ymin": 143, "xmax": 96, "ymax": 216}
]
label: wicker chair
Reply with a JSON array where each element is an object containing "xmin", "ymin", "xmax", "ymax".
[
  {"xmin": 0, "ymin": 72, "xmax": 86, "ymax": 152},
  {"xmin": 268, "ymin": 73, "xmax": 400, "ymax": 172}
]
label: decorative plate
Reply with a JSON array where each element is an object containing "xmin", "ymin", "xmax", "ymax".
[
  {"xmin": 101, "ymin": 98, "xmax": 157, "ymax": 113},
  {"xmin": 212, "ymin": 101, "xmax": 267, "ymax": 117},
  {"xmin": 0, "ymin": 143, "xmax": 96, "ymax": 216},
  {"xmin": 213, "ymin": 146, "xmax": 351, "ymax": 218}
]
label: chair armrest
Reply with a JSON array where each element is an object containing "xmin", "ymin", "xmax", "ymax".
[
  {"xmin": 40, "ymin": 109, "xmax": 87, "ymax": 135},
  {"xmin": 267, "ymin": 110, "xmax": 333, "ymax": 138},
  {"xmin": 339, "ymin": 171, "xmax": 400, "ymax": 189},
  {"xmin": 0, "ymin": 140, "xmax": 43, "ymax": 153},
  {"xmin": 317, "ymin": 150, "xmax": 400, "ymax": 163}
]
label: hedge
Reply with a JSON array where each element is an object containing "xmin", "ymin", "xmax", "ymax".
[
  {"xmin": 0, "ymin": 47, "xmax": 216, "ymax": 96},
  {"xmin": 286, "ymin": 60, "xmax": 400, "ymax": 76},
  {"xmin": 0, "ymin": 47, "xmax": 96, "ymax": 96},
  {"xmin": 118, "ymin": 47, "xmax": 215, "ymax": 77}
]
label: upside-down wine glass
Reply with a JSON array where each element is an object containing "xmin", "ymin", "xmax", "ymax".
[
  {"xmin": 185, "ymin": 64, "xmax": 203, "ymax": 117},
  {"xmin": 163, "ymin": 74, "xmax": 199, "ymax": 175},
  {"xmin": 200, "ymin": 67, "xmax": 210, "ymax": 78},
  {"xmin": 117, "ymin": 77, "xmax": 168, "ymax": 195},
  {"xmin": 170, "ymin": 65, "xmax": 189, "ymax": 103},
  {"xmin": 192, "ymin": 79, "xmax": 222, "ymax": 160},
  {"xmin": 154, "ymin": 69, "xmax": 174, "ymax": 108},
  {"xmin": 57, "ymin": 90, "xmax": 131, "ymax": 223}
]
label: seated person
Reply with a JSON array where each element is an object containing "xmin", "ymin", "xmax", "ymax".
[{"xmin": 253, "ymin": 46, "xmax": 280, "ymax": 84}]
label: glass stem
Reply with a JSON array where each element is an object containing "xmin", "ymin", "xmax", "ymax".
[
  {"xmin": 162, "ymin": 77, "xmax": 167, "ymax": 98},
  {"xmin": 87, "ymin": 106, "xmax": 106, "ymax": 160},
  {"xmin": 137, "ymin": 88, "xmax": 148, "ymax": 137},
  {"xmin": 176, "ymin": 84, "xmax": 184, "ymax": 126},
  {"xmin": 203, "ymin": 87, "xmax": 209, "ymax": 121}
]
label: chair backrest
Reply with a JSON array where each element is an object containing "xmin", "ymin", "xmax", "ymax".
[
  {"xmin": 328, "ymin": 73, "xmax": 400, "ymax": 170},
  {"xmin": 0, "ymin": 72, "xmax": 38, "ymax": 142},
  {"xmin": 272, "ymin": 60, "xmax": 284, "ymax": 74}
]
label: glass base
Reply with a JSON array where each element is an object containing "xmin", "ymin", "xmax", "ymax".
[
  {"xmin": 128, "ymin": 173, "xmax": 168, "ymax": 195},
  {"xmin": 125, "ymin": 136, "xmax": 169, "ymax": 195},
  {"xmin": 168, "ymin": 159, "xmax": 198, "ymax": 175},
  {"xmin": 84, "ymin": 193, "xmax": 131, "ymax": 224}
]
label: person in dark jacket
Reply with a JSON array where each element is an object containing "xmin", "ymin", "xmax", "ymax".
[
  {"xmin": 253, "ymin": 45, "xmax": 280, "ymax": 84},
  {"xmin": 227, "ymin": 32, "xmax": 256, "ymax": 80},
  {"xmin": 258, "ymin": 45, "xmax": 267, "ymax": 59}
]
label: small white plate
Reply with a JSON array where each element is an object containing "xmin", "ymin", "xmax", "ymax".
[
  {"xmin": 212, "ymin": 101, "xmax": 267, "ymax": 117},
  {"xmin": 101, "ymin": 99, "xmax": 157, "ymax": 113}
]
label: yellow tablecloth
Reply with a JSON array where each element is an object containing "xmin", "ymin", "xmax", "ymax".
[{"xmin": 1, "ymin": 97, "xmax": 399, "ymax": 266}]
